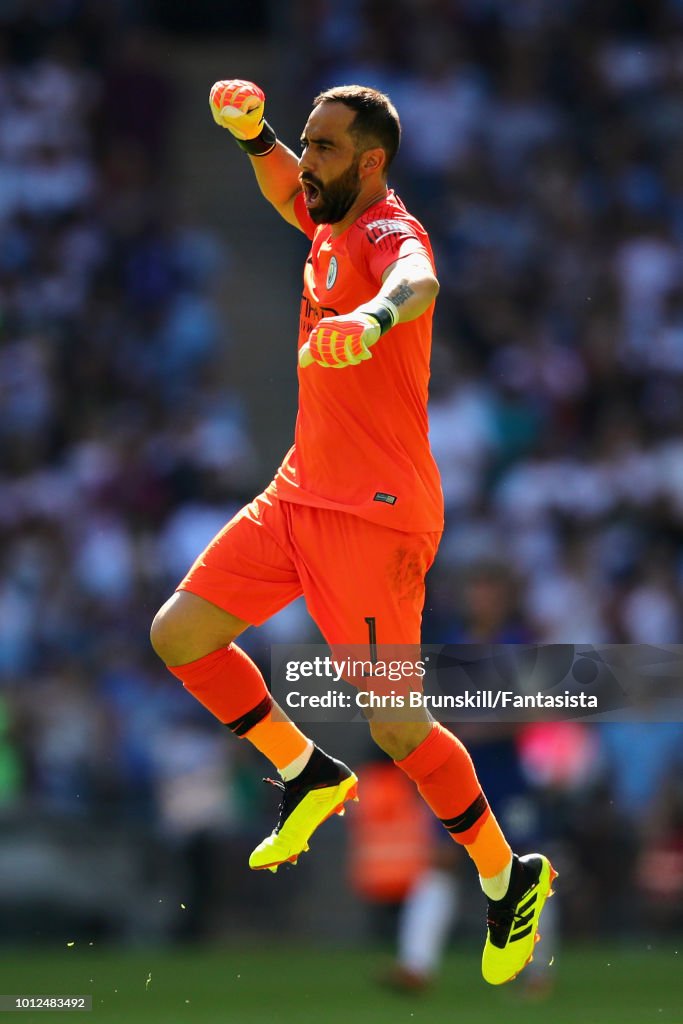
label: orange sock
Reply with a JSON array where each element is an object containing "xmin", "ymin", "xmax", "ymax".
[
  {"xmin": 395, "ymin": 722, "xmax": 511, "ymax": 878},
  {"xmin": 168, "ymin": 644, "xmax": 310, "ymax": 770},
  {"xmin": 243, "ymin": 710, "xmax": 311, "ymax": 771},
  {"xmin": 467, "ymin": 814, "xmax": 512, "ymax": 879}
]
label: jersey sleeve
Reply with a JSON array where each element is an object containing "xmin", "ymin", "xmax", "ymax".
[
  {"xmin": 360, "ymin": 216, "xmax": 433, "ymax": 284},
  {"xmin": 293, "ymin": 191, "xmax": 317, "ymax": 240}
]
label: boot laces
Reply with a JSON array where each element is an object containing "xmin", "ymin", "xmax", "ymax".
[{"xmin": 263, "ymin": 777, "xmax": 290, "ymax": 832}]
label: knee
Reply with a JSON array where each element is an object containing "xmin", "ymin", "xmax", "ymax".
[
  {"xmin": 150, "ymin": 600, "xmax": 188, "ymax": 666},
  {"xmin": 368, "ymin": 719, "xmax": 403, "ymax": 759},
  {"xmin": 150, "ymin": 591, "xmax": 246, "ymax": 667},
  {"xmin": 368, "ymin": 718, "xmax": 432, "ymax": 761}
]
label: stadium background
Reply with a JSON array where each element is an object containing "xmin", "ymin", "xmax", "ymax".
[{"xmin": 0, "ymin": 0, "xmax": 681, "ymax": 1020}]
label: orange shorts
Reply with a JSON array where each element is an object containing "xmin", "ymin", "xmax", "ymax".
[{"xmin": 178, "ymin": 490, "xmax": 441, "ymax": 646}]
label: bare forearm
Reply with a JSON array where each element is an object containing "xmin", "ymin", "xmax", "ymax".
[
  {"xmin": 299, "ymin": 256, "xmax": 440, "ymax": 368},
  {"xmin": 248, "ymin": 140, "xmax": 301, "ymax": 210},
  {"xmin": 379, "ymin": 261, "xmax": 440, "ymax": 324},
  {"xmin": 210, "ymin": 80, "xmax": 301, "ymax": 220}
]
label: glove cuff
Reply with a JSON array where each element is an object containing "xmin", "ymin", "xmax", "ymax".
[
  {"xmin": 235, "ymin": 120, "xmax": 277, "ymax": 156},
  {"xmin": 356, "ymin": 297, "xmax": 399, "ymax": 336}
]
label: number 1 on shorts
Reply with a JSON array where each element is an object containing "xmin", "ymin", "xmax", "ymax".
[{"xmin": 364, "ymin": 616, "xmax": 377, "ymax": 665}]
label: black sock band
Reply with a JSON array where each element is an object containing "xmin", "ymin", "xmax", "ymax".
[
  {"xmin": 440, "ymin": 792, "xmax": 489, "ymax": 835},
  {"xmin": 226, "ymin": 693, "xmax": 273, "ymax": 736}
]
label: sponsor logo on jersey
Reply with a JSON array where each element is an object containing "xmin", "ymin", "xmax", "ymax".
[
  {"xmin": 326, "ymin": 255, "xmax": 338, "ymax": 289},
  {"xmin": 365, "ymin": 219, "xmax": 417, "ymax": 244},
  {"xmin": 374, "ymin": 492, "xmax": 397, "ymax": 505},
  {"xmin": 299, "ymin": 294, "xmax": 338, "ymax": 337}
]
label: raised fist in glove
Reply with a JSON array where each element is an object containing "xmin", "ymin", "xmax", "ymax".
[{"xmin": 209, "ymin": 79, "xmax": 266, "ymax": 140}]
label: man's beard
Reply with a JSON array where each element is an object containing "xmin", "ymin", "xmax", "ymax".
[{"xmin": 304, "ymin": 156, "xmax": 362, "ymax": 225}]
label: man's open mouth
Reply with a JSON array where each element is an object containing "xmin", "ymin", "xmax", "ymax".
[{"xmin": 301, "ymin": 179, "xmax": 321, "ymax": 208}]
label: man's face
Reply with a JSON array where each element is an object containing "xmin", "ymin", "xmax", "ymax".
[{"xmin": 299, "ymin": 102, "xmax": 363, "ymax": 225}]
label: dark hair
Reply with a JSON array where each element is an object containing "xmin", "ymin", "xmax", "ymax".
[{"xmin": 312, "ymin": 85, "xmax": 401, "ymax": 171}]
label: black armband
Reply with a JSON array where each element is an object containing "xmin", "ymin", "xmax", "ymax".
[
  {"xmin": 358, "ymin": 296, "xmax": 399, "ymax": 335},
  {"xmin": 235, "ymin": 120, "xmax": 277, "ymax": 157}
]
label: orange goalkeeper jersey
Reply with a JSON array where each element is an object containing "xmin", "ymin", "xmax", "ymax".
[{"xmin": 268, "ymin": 189, "xmax": 444, "ymax": 533}]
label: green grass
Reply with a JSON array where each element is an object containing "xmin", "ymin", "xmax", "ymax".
[{"xmin": 0, "ymin": 943, "xmax": 680, "ymax": 1023}]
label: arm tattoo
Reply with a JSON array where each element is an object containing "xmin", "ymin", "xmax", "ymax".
[{"xmin": 387, "ymin": 282, "xmax": 414, "ymax": 307}]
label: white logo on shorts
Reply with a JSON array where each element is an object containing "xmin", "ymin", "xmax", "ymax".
[{"xmin": 326, "ymin": 256, "xmax": 338, "ymax": 289}]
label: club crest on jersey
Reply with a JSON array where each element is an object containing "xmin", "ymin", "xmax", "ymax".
[{"xmin": 326, "ymin": 256, "xmax": 338, "ymax": 290}]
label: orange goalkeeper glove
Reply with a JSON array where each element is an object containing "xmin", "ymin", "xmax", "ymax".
[
  {"xmin": 209, "ymin": 79, "xmax": 276, "ymax": 155},
  {"xmin": 299, "ymin": 299, "xmax": 399, "ymax": 369}
]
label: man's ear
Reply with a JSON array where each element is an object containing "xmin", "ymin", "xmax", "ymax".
[{"xmin": 359, "ymin": 146, "xmax": 386, "ymax": 178}]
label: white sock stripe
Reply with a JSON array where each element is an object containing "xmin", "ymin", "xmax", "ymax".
[
  {"xmin": 479, "ymin": 856, "xmax": 513, "ymax": 901},
  {"xmin": 278, "ymin": 740, "xmax": 315, "ymax": 782}
]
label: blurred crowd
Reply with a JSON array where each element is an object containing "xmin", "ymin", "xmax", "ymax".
[
  {"xmin": 0, "ymin": 0, "xmax": 681, "ymax": 941},
  {"xmin": 0, "ymin": 5, "xmax": 267, "ymax": 836}
]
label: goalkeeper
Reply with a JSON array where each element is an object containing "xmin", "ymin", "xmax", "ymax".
[{"xmin": 150, "ymin": 80, "xmax": 556, "ymax": 986}]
